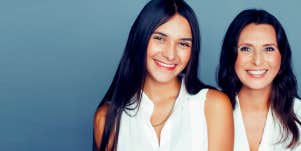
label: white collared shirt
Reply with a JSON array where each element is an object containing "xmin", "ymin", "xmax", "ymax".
[
  {"xmin": 234, "ymin": 96, "xmax": 301, "ymax": 151},
  {"xmin": 117, "ymin": 81, "xmax": 209, "ymax": 151}
]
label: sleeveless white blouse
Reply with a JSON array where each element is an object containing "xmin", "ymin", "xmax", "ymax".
[
  {"xmin": 117, "ymin": 81, "xmax": 209, "ymax": 151},
  {"xmin": 234, "ymin": 96, "xmax": 301, "ymax": 151}
]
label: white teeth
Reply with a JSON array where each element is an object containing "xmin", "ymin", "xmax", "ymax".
[
  {"xmin": 247, "ymin": 70, "xmax": 267, "ymax": 75},
  {"xmin": 156, "ymin": 61, "xmax": 176, "ymax": 68}
]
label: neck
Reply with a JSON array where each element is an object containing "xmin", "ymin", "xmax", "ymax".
[
  {"xmin": 143, "ymin": 77, "xmax": 181, "ymax": 103},
  {"xmin": 238, "ymin": 86, "xmax": 271, "ymax": 111}
]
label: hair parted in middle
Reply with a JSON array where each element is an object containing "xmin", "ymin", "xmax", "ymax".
[
  {"xmin": 94, "ymin": 0, "xmax": 208, "ymax": 150},
  {"xmin": 217, "ymin": 9, "xmax": 300, "ymax": 148}
]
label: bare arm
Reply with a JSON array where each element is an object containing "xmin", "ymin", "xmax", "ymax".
[
  {"xmin": 205, "ymin": 89, "xmax": 234, "ymax": 151},
  {"xmin": 94, "ymin": 104, "xmax": 113, "ymax": 150}
]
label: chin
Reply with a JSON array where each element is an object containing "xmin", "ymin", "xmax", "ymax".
[
  {"xmin": 151, "ymin": 74, "xmax": 178, "ymax": 84},
  {"xmin": 243, "ymin": 83, "xmax": 272, "ymax": 91},
  {"xmin": 155, "ymin": 77, "xmax": 176, "ymax": 83}
]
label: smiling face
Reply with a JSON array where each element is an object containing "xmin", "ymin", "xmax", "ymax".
[
  {"xmin": 235, "ymin": 23, "xmax": 281, "ymax": 92},
  {"xmin": 145, "ymin": 14, "xmax": 192, "ymax": 84}
]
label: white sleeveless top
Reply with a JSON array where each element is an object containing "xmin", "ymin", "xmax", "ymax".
[
  {"xmin": 117, "ymin": 81, "xmax": 209, "ymax": 151},
  {"xmin": 234, "ymin": 96, "xmax": 301, "ymax": 151}
]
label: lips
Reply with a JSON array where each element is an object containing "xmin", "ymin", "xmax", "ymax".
[{"xmin": 154, "ymin": 60, "xmax": 177, "ymax": 70}]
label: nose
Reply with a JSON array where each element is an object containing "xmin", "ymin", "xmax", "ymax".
[
  {"xmin": 162, "ymin": 42, "xmax": 176, "ymax": 61},
  {"xmin": 252, "ymin": 51, "xmax": 262, "ymax": 66}
]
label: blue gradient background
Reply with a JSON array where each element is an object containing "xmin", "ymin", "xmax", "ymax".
[{"xmin": 0, "ymin": 0, "xmax": 300, "ymax": 150}]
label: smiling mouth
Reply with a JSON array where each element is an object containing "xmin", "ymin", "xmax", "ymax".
[
  {"xmin": 246, "ymin": 69, "xmax": 268, "ymax": 76},
  {"xmin": 154, "ymin": 60, "xmax": 177, "ymax": 70}
]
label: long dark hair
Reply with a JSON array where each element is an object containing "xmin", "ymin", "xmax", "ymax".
[
  {"xmin": 218, "ymin": 9, "xmax": 301, "ymax": 148},
  {"xmin": 94, "ymin": 0, "xmax": 206, "ymax": 150}
]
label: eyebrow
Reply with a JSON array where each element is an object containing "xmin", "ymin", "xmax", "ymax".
[
  {"xmin": 237, "ymin": 43, "xmax": 252, "ymax": 47},
  {"xmin": 263, "ymin": 43, "xmax": 278, "ymax": 47},
  {"xmin": 153, "ymin": 31, "xmax": 192, "ymax": 42},
  {"xmin": 153, "ymin": 31, "xmax": 167, "ymax": 37},
  {"xmin": 238, "ymin": 43, "xmax": 278, "ymax": 47}
]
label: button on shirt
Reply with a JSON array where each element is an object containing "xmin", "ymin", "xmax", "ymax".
[{"xmin": 117, "ymin": 81, "xmax": 209, "ymax": 151}]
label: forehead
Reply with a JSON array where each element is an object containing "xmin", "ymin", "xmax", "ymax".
[
  {"xmin": 238, "ymin": 23, "xmax": 277, "ymax": 45},
  {"xmin": 154, "ymin": 14, "xmax": 192, "ymax": 38}
]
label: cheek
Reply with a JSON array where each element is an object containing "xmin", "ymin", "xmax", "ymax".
[
  {"xmin": 234, "ymin": 54, "xmax": 245, "ymax": 71},
  {"xmin": 146, "ymin": 44, "xmax": 155, "ymax": 67},
  {"xmin": 147, "ymin": 40, "xmax": 162, "ymax": 57},
  {"xmin": 268, "ymin": 53, "xmax": 281, "ymax": 72},
  {"xmin": 234, "ymin": 61, "xmax": 241, "ymax": 76},
  {"xmin": 178, "ymin": 49, "xmax": 191, "ymax": 64},
  {"xmin": 234, "ymin": 54, "xmax": 250, "ymax": 78}
]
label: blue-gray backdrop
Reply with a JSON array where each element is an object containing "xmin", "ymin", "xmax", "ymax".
[{"xmin": 1, "ymin": 0, "xmax": 300, "ymax": 150}]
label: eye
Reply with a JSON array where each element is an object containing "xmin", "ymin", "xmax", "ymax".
[
  {"xmin": 239, "ymin": 46, "xmax": 251, "ymax": 52},
  {"xmin": 179, "ymin": 42, "xmax": 191, "ymax": 48},
  {"xmin": 153, "ymin": 35, "xmax": 165, "ymax": 42},
  {"xmin": 265, "ymin": 47, "xmax": 275, "ymax": 52}
]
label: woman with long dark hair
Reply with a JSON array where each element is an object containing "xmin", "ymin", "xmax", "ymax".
[
  {"xmin": 218, "ymin": 9, "xmax": 301, "ymax": 151},
  {"xmin": 93, "ymin": 0, "xmax": 233, "ymax": 151}
]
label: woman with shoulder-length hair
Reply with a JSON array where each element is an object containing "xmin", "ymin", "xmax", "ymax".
[
  {"xmin": 94, "ymin": 0, "xmax": 234, "ymax": 151},
  {"xmin": 218, "ymin": 9, "xmax": 301, "ymax": 151}
]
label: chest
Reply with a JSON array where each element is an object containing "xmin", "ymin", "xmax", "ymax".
[
  {"xmin": 233, "ymin": 107, "xmax": 300, "ymax": 151},
  {"xmin": 242, "ymin": 113, "xmax": 267, "ymax": 151},
  {"xmin": 117, "ymin": 98, "xmax": 208, "ymax": 151}
]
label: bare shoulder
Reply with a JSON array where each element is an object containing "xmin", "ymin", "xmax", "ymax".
[
  {"xmin": 94, "ymin": 103, "xmax": 109, "ymax": 149},
  {"xmin": 205, "ymin": 89, "xmax": 232, "ymax": 109},
  {"xmin": 94, "ymin": 104, "xmax": 109, "ymax": 128},
  {"xmin": 95, "ymin": 104, "xmax": 109, "ymax": 120},
  {"xmin": 204, "ymin": 89, "xmax": 232, "ymax": 119},
  {"xmin": 205, "ymin": 89, "xmax": 234, "ymax": 151}
]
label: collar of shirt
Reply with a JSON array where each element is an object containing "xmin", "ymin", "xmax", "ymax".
[{"xmin": 138, "ymin": 79, "xmax": 187, "ymax": 125}]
